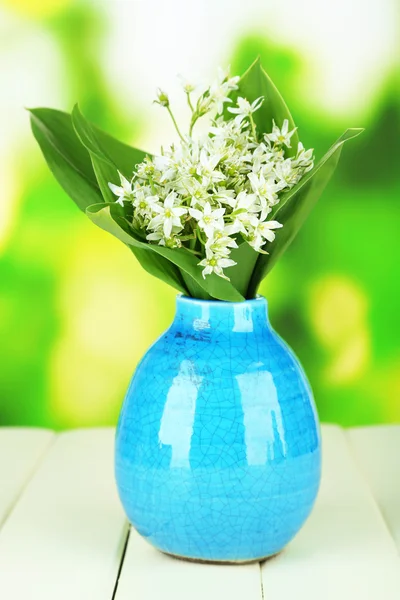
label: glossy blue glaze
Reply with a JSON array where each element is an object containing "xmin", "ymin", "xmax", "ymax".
[{"xmin": 115, "ymin": 295, "xmax": 321, "ymax": 562}]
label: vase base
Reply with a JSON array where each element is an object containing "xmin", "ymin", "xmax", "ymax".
[{"xmin": 161, "ymin": 549, "xmax": 281, "ymax": 565}]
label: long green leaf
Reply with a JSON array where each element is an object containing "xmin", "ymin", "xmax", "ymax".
[
  {"xmin": 94, "ymin": 127, "xmax": 148, "ymax": 177},
  {"xmin": 247, "ymin": 128, "xmax": 364, "ymax": 297},
  {"xmin": 179, "ymin": 272, "xmax": 211, "ymax": 300},
  {"xmin": 228, "ymin": 57, "xmax": 299, "ymax": 156},
  {"xmin": 29, "ymin": 108, "xmax": 103, "ymax": 211},
  {"xmin": 128, "ymin": 246, "xmax": 189, "ymax": 296},
  {"xmin": 227, "ymin": 240, "xmax": 260, "ymax": 299},
  {"xmin": 71, "ymin": 104, "xmax": 147, "ymax": 179},
  {"xmin": 72, "ymin": 105, "xmax": 149, "ymax": 206},
  {"xmin": 86, "ymin": 204, "xmax": 244, "ymax": 302}
]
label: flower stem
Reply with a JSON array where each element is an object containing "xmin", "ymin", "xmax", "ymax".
[
  {"xmin": 167, "ymin": 106, "xmax": 185, "ymax": 142},
  {"xmin": 249, "ymin": 114, "xmax": 257, "ymax": 140},
  {"xmin": 183, "ymin": 245, "xmax": 202, "ymax": 257},
  {"xmin": 189, "ymin": 113, "xmax": 198, "ymax": 137},
  {"xmin": 186, "ymin": 93, "xmax": 195, "ymax": 113},
  {"xmin": 147, "ymin": 176, "xmax": 157, "ymax": 195},
  {"xmin": 196, "ymin": 226, "xmax": 207, "ymax": 246}
]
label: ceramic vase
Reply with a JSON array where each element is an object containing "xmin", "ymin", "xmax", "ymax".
[{"xmin": 115, "ymin": 295, "xmax": 321, "ymax": 563}]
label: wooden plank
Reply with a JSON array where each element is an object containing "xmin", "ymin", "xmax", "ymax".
[
  {"xmin": 261, "ymin": 425, "xmax": 400, "ymax": 599},
  {"xmin": 0, "ymin": 428, "xmax": 128, "ymax": 600},
  {"xmin": 114, "ymin": 528, "xmax": 262, "ymax": 600},
  {"xmin": 347, "ymin": 425, "xmax": 400, "ymax": 552},
  {"xmin": 0, "ymin": 427, "xmax": 54, "ymax": 528}
]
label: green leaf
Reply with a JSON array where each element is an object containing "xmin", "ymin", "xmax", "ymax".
[
  {"xmin": 179, "ymin": 272, "xmax": 211, "ymax": 301},
  {"xmin": 229, "ymin": 57, "xmax": 299, "ymax": 156},
  {"xmin": 93, "ymin": 127, "xmax": 148, "ymax": 178},
  {"xmin": 247, "ymin": 128, "xmax": 364, "ymax": 297},
  {"xmin": 128, "ymin": 245, "xmax": 189, "ymax": 296},
  {"xmin": 71, "ymin": 104, "xmax": 147, "ymax": 178},
  {"xmin": 226, "ymin": 240, "xmax": 260, "ymax": 299},
  {"xmin": 152, "ymin": 245, "xmax": 244, "ymax": 302},
  {"xmin": 71, "ymin": 105, "xmax": 119, "ymax": 203},
  {"xmin": 71, "ymin": 105, "xmax": 151, "ymax": 208},
  {"xmin": 86, "ymin": 203, "xmax": 245, "ymax": 302},
  {"xmin": 29, "ymin": 108, "xmax": 103, "ymax": 211}
]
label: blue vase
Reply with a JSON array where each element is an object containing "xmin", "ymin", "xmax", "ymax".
[{"xmin": 115, "ymin": 295, "xmax": 321, "ymax": 563}]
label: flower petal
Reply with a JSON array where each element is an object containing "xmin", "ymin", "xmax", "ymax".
[
  {"xmin": 163, "ymin": 219, "xmax": 173, "ymax": 237},
  {"xmin": 108, "ymin": 183, "xmax": 123, "ymax": 196},
  {"xmin": 189, "ymin": 208, "xmax": 203, "ymax": 220}
]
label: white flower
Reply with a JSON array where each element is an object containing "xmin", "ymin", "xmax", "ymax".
[
  {"xmin": 153, "ymin": 154, "xmax": 180, "ymax": 182},
  {"xmin": 208, "ymin": 66, "xmax": 240, "ymax": 114},
  {"xmin": 248, "ymin": 171, "xmax": 280, "ymax": 199},
  {"xmin": 184, "ymin": 179, "xmax": 210, "ymax": 207},
  {"xmin": 148, "ymin": 192, "xmax": 187, "ymax": 237},
  {"xmin": 216, "ymin": 66, "xmax": 240, "ymax": 90},
  {"xmin": 231, "ymin": 190, "xmax": 259, "ymax": 212},
  {"xmin": 228, "ymin": 96, "xmax": 264, "ymax": 124},
  {"xmin": 146, "ymin": 230, "xmax": 182, "ymax": 248},
  {"xmin": 196, "ymin": 94, "xmax": 213, "ymax": 117},
  {"xmin": 205, "ymin": 230, "xmax": 238, "ymax": 258},
  {"xmin": 213, "ymin": 188, "xmax": 236, "ymax": 207},
  {"xmin": 209, "ymin": 117, "xmax": 243, "ymax": 141},
  {"xmin": 136, "ymin": 157, "xmax": 156, "ymax": 179},
  {"xmin": 248, "ymin": 173, "xmax": 284, "ymax": 220},
  {"xmin": 132, "ymin": 190, "xmax": 160, "ymax": 219},
  {"xmin": 198, "ymin": 254, "xmax": 237, "ymax": 280},
  {"xmin": 225, "ymin": 191, "xmax": 259, "ymax": 235},
  {"xmin": 294, "ymin": 142, "xmax": 314, "ymax": 171},
  {"xmin": 178, "ymin": 74, "xmax": 197, "ymax": 94},
  {"xmin": 197, "ymin": 149, "xmax": 225, "ymax": 185},
  {"xmin": 209, "ymin": 82, "xmax": 232, "ymax": 115},
  {"xmin": 274, "ymin": 159, "xmax": 298, "ymax": 187},
  {"xmin": 248, "ymin": 171, "xmax": 286, "ymax": 208},
  {"xmin": 265, "ymin": 119, "xmax": 297, "ymax": 148},
  {"xmin": 108, "ymin": 172, "xmax": 134, "ymax": 206},
  {"xmin": 247, "ymin": 143, "xmax": 274, "ymax": 174},
  {"xmin": 248, "ymin": 220, "xmax": 283, "ymax": 251},
  {"xmin": 189, "ymin": 201, "xmax": 225, "ymax": 238}
]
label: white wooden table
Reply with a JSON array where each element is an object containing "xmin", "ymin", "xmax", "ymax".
[{"xmin": 0, "ymin": 425, "xmax": 399, "ymax": 599}]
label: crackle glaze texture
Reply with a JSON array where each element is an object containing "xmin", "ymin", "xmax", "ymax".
[{"xmin": 115, "ymin": 296, "xmax": 321, "ymax": 562}]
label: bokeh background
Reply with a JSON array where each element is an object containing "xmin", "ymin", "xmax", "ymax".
[{"xmin": 0, "ymin": 0, "xmax": 399, "ymax": 429}]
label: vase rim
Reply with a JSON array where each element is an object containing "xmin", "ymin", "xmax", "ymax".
[{"xmin": 177, "ymin": 294, "xmax": 267, "ymax": 308}]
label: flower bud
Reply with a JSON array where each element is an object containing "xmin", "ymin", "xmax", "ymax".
[{"xmin": 155, "ymin": 88, "xmax": 169, "ymax": 107}]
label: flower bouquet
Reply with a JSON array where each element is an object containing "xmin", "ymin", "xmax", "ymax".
[
  {"xmin": 30, "ymin": 59, "xmax": 363, "ymax": 564},
  {"xmin": 29, "ymin": 58, "xmax": 362, "ymax": 302}
]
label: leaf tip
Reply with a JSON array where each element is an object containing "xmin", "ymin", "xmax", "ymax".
[
  {"xmin": 342, "ymin": 127, "xmax": 365, "ymax": 142},
  {"xmin": 71, "ymin": 103, "xmax": 81, "ymax": 118}
]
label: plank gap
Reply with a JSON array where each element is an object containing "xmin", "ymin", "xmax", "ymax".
[
  {"xmin": 0, "ymin": 430, "xmax": 55, "ymax": 531},
  {"xmin": 343, "ymin": 428, "xmax": 399, "ymax": 555},
  {"xmin": 258, "ymin": 562, "xmax": 265, "ymax": 600},
  {"xmin": 347, "ymin": 426, "xmax": 400, "ymax": 555},
  {"xmin": 111, "ymin": 525, "xmax": 131, "ymax": 600}
]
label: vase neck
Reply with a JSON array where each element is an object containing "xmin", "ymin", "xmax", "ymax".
[{"xmin": 171, "ymin": 295, "xmax": 270, "ymax": 335}]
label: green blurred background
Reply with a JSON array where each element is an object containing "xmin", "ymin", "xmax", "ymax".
[{"xmin": 0, "ymin": 0, "xmax": 399, "ymax": 429}]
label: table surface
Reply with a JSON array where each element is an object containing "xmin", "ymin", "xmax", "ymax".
[{"xmin": 0, "ymin": 424, "xmax": 398, "ymax": 599}]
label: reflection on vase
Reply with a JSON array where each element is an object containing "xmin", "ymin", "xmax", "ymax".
[
  {"xmin": 159, "ymin": 360, "xmax": 201, "ymax": 469},
  {"xmin": 237, "ymin": 371, "xmax": 287, "ymax": 465}
]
